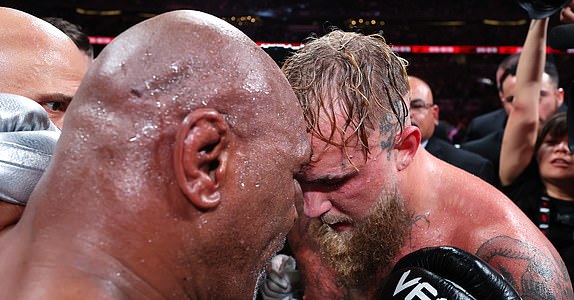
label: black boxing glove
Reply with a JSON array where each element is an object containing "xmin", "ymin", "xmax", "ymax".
[
  {"xmin": 378, "ymin": 246, "xmax": 521, "ymax": 300},
  {"xmin": 0, "ymin": 93, "xmax": 59, "ymax": 132}
]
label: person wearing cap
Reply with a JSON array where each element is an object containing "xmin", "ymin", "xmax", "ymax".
[{"xmin": 0, "ymin": 94, "xmax": 60, "ymax": 230}]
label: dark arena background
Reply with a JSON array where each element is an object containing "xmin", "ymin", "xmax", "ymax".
[{"xmin": 5, "ymin": 0, "xmax": 573, "ymax": 140}]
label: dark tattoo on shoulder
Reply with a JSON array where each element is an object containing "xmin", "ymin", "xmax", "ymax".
[
  {"xmin": 476, "ymin": 235, "xmax": 573, "ymax": 300},
  {"xmin": 412, "ymin": 214, "xmax": 430, "ymax": 228},
  {"xmin": 405, "ymin": 214, "xmax": 430, "ymax": 246}
]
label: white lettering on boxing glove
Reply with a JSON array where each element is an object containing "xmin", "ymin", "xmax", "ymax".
[
  {"xmin": 405, "ymin": 282, "xmax": 437, "ymax": 300},
  {"xmin": 393, "ymin": 270, "xmax": 447, "ymax": 300},
  {"xmin": 393, "ymin": 270, "xmax": 421, "ymax": 295}
]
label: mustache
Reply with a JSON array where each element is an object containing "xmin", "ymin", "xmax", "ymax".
[
  {"xmin": 309, "ymin": 189, "xmax": 414, "ymax": 284},
  {"xmin": 321, "ymin": 213, "xmax": 354, "ymax": 225}
]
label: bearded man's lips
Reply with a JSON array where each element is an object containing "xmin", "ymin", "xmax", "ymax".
[
  {"xmin": 321, "ymin": 214, "xmax": 354, "ymax": 233},
  {"xmin": 330, "ymin": 222, "xmax": 353, "ymax": 232}
]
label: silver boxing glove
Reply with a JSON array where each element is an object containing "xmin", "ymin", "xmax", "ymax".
[
  {"xmin": 0, "ymin": 93, "xmax": 59, "ymax": 132},
  {"xmin": 0, "ymin": 93, "xmax": 60, "ymax": 205},
  {"xmin": 261, "ymin": 254, "xmax": 302, "ymax": 300}
]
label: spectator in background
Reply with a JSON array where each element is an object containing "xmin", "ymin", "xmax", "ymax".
[
  {"xmin": 0, "ymin": 7, "xmax": 90, "ymax": 128},
  {"xmin": 43, "ymin": 17, "xmax": 94, "ymax": 60},
  {"xmin": 504, "ymin": 112, "xmax": 574, "ymax": 280},
  {"xmin": 462, "ymin": 53, "xmax": 520, "ymax": 143},
  {"xmin": 461, "ymin": 53, "xmax": 564, "ymax": 179},
  {"xmin": 499, "ymin": 15, "xmax": 574, "ymax": 281},
  {"xmin": 409, "ymin": 76, "xmax": 497, "ymax": 185}
]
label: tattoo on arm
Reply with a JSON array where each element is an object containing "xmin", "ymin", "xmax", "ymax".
[{"xmin": 476, "ymin": 236, "xmax": 573, "ymax": 300}]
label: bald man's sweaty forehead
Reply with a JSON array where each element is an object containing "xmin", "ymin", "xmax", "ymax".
[{"xmin": 78, "ymin": 10, "xmax": 295, "ymax": 120}]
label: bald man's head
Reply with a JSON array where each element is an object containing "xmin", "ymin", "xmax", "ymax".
[
  {"xmin": 60, "ymin": 10, "xmax": 307, "ymax": 178},
  {"xmin": 0, "ymin": 7, "xmax": 90, "ymax": 128},
  {"xmin": 72, "ymin": 11, "xmax": 295, "ymax": 133},
  {"xmin": 33, "ymin": 10, "xmax": 309, "ymax": 297},
  {"xmin": 408, "ymin": 76, "xmax": 438, "ymax": 142}
]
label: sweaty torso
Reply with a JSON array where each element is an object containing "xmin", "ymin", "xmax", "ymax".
[
  {"xmin": 298, "ymin": 153, "xmax": 573, "ymax": 299},
  {"xmin": 396, "ymin": 155, "xmax": 573, "ymax": 300}
]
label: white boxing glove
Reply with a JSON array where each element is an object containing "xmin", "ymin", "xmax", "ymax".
[{"xmin": 261, "ymin": 254, "xmax": 302, "ymax": 300}]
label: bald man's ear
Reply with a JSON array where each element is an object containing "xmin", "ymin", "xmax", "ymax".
[
  {"xmin": 395, "ymin": 126, "xmax": 421, "ymax": 171},
  {"xmin": 174, "ymin": 108, "xmax": 229, "ymax": 210}
]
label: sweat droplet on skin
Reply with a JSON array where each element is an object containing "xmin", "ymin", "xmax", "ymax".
[{"xmin": 129, "ymin": 134, "xmax": 140, "ymax": 142}]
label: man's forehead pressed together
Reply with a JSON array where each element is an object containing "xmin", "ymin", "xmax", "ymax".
[{"xmin": 283, "ymin": 32, "xmax": 410, "ymax": 156}]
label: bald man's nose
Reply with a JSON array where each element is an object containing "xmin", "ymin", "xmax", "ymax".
[{"xmin": 303, "ymin": 190, "xmax": 332, "ymax": 218}]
